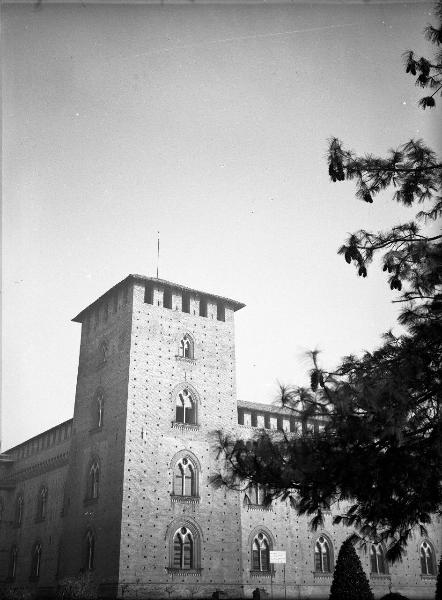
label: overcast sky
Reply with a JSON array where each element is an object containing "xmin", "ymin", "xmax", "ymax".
[{"xmin": 2, "ymin": 0, "xmax": 440, "ymax": 449}]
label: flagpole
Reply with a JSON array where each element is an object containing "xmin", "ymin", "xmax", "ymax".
[{"xmin": 156, "ymin": 231, "xmax": 160, "ymax": 279}]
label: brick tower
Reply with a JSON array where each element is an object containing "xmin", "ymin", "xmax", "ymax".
[{"xmin": 61, "ymin": 274, "xmax": 246, "ymax": 598}]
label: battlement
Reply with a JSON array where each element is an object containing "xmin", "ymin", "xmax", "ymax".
[
  {"xmin": 3, "ymin": 419, "xmax": 73, "ymax": 460},
  {"xmin": 237, "ymin": 400, "xmax": 326, "ymax": 434},
  {"xmin": 72, "ymin": 274, "xmax": 245, "ymax": 326}
]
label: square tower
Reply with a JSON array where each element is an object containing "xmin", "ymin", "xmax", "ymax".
[{"xmin": 62, "ymin": 275, "xmax": 245, "ymax": 598}]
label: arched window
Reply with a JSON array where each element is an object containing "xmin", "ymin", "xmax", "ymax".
[
  {"xmin": 315, "ymin": 536, "xmax": 332, "ymax": 573},
  {"xmin": 56, "ymin": 542, "xmax": 62, "ymax": 579},
  {"xmin": 85, "ymin": 530, "xmax": 95, "ymax": 571},
  {"xmin": 173, "ymin": 527, "xmax": 194, "ymax": 570},
  {"xmin": 99, "ymin": 341, "xmax": 108, "ymax": 365},
  {"xmin": 174, "ymin": 458, "xmax": 196, "ymax": 497},
  {"xmin": 15, "ymin": 494, "xmax": 24, "ymax": 527},
  {"xmin": 30, "ymin": 543, "xmax": 42, "ymax": 579},
  {"xmin": 175, "ymin": 389, "xmax": 196, "ymax": 424},
  {"xmin": 37, "ymin": 486, "xmax": 48, "ymax": 521},
  {"xmin": 94, "ymin": 390, "xmax": 104, "ymax": 429},
  {"xmin": 87, "ymin": 460, "xmax": 100, "ymax": 500},
  {"xmin": 8, "ymin": 546, "xmax": 18, "ymax": 580},
  {"xmin": 179, "ymin": 334, "xmax": 194, "ymax": 359},
  {"xmin": 370, "ymin": 543, "xmax": 387, "ymax": 574},
  {"xmin": 252, "ymin": 532, "xmax": 270, "ymax": 572},
  {"xmin": 420, "ymin": 541, "xmax": 436, "ymax": 575}
]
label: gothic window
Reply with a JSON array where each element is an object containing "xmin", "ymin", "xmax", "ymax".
[
  {"xmin": 370, "ymin": 543, "xmax": 387, "ymax": 574},
  {"xmin": 173, "ymin": 527, "xmax": 194, "ymax": 570},
  {"xmin": 85, "ymin": 530, "xmax": 95, "ymax": 571},
  {"xmin": 420, "ymin": 541, "xmax": 436, "ymax": 575},
  {"xmin": 94, "ymin": 390, "xmax": 104, "ymax": 429},
  {"xmin": 36, "ymin": 486, "xmax": 48, "ymax": 521},
  {"xmin": 15, "ymin": 494, "xmax": 24, "ymax": 527},
  {"xmin": 87, "ymin": 460, "xmax": 100, "ymax": 500},
  {"xmin": 174, "ymin": 458, "xmax": 196, "ymax": 497},
  {"xmin": 175, "ymin": 389, "xmax": 196, "ymax": 425},
  {"xmin": 30, "ymin": 543, "xmax": 42, "ymax": 579},
  {"xmin": 55, "ymin": 542, "xmax": 62, "ymax": 579},
  {"xmin": 99, "ymin": 341, "xmax": 108, "ymax": 365},
  {"xmin": 8, "ymin": 546, "xmax": 18, "ymax": 580},
  {"xmin": 315, "ymin": 536, "xmax": 332, "ymax": 573},
  {"xmin": 252, "ymin": 533, "xmax": 270, "ymax": 572},
  {"xmin": 179, "ymin": 334, "xmax": 194, "ymax": 359}
]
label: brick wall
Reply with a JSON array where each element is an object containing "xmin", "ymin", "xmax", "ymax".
[
  {"xmin": 117, "ymin": 281, "xmax": 243, "ymax": 598},
  {"xmin": 60, "ymin": 282, "xmax": 133, "ymax": 590},
  {"xmin": 0, "ymin": 423, "xmax": 71, "ymax": 591}
]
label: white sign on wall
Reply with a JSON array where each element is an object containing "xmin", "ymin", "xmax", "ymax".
[{"xmin": 269, "ymin": 550, "xmax": 286, "ymax": 564}]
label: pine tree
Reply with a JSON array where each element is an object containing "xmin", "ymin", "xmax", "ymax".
[
  {"xmin": 436, "ymin": 555, "xmax": 442, "ymax": 600},
  {"xmin": 403, "ymin": 0, "xmax": 442, "ymax": 108},
  {"xmin": 329, "ymin": 539, "xmax": 374, "ymax": 600}
]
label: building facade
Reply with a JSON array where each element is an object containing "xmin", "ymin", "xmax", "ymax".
[{"xmin": 0, "ymin": 275, "xmax": 439, "ymax": 599}]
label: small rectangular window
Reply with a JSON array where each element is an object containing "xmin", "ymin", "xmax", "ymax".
[
  {"xmin": 199, "ymin": 297, "xmax": 207, "ymax": 317},
  {"xmin": 243, "ymin": 412, "xmax": 252, "ymax": 427},
  {"xmin": 269, "ymin": 417, "xmax": 278, "ymax": 430},
  {"xmin": 182, "ymin": 291, "xmax": 190, "ymax": 313},
  {"xmin": 257, "ymin": 415, "xmax": 265, "ymax": 428},
  {"xmin": 216, "ymin": 302, "xmax": 225, "ymax": 322},
  {"xmin": 144, "ymin": 283, "xmax": 153, "ymax": 305},
  {"xmin": 163, "ymin": 287, "xmax": 172, "ymax": 309}
]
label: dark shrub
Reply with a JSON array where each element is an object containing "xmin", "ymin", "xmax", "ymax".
[{"xmin": 329, "ymin": 538, "xmax": 374, "ymax": 600}]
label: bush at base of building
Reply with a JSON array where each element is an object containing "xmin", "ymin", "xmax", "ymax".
[
  {"xmin": 380, "ymin": 594, "xmax": 409, "ymax": 600},
  {"xmin": 329, "ymin": 538, "xmax": 374, "ymax": 600},
  {"xmin": 56, "ymin": 573, "xmax": 97, "ymax": 600}
]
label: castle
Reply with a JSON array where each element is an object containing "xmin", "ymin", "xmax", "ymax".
[{"xmin": 0, "ymin": 275, "xmax": 439, "ymax": 599}]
